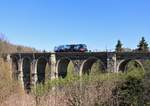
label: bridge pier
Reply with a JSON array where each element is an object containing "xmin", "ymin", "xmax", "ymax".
[
  {"xmin": 73, "ymin": 60, "xmax": 83, "ymax": 76},
  {"xmin": 31, "ymin": 59, "xmax": 38, "ymax": 87},
  {"xmin": 18, "ymin": 59, "xmax": 24, "ymax": 89},
  {"xmin": 107, "ymin": 53, "xmax": 117, "ymax": 73},
  {"xmin": 50, "ymin": 53, "xmax": 57, "ymax": 79}
]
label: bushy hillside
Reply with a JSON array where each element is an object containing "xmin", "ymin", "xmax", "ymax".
[
  {"xmin": 0, "ymin": 34, "xmax": 37, "ymax": 55},
  {"xmin": 0, "ymin": 58, "xmax": 22, "ymax": 104},
  {"xmin": 32, "ymin": 61, "xmax": 150, "ymax": 106},
  {"xmin": 0, "ymin": 35, "xmax": 37, "ymax": 105}
]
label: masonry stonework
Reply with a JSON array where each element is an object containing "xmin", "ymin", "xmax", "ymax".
[{"xmin": 9, "ymin": 52, "xmax": 150, "ymax": 90}]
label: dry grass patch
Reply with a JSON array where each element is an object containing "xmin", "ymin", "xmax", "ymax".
[{"xmin": 0, "ymin": 58, "xmax": 23, "ymax": 105}]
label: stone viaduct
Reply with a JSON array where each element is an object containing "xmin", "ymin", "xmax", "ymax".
[{"xmin": 8, "ymin": 52, "xmax": 150, "ymax": 90}]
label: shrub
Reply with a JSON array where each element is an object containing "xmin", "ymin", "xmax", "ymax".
[{"xmin": 113, "ymin": 68, "xmax": 144, "ymax": 106}]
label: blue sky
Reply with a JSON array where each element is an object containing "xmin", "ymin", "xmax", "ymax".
[{"xmin": 0, "ymin": 0, "xmax": 150, "ymax": 51}]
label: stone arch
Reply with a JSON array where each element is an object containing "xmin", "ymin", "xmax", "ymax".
[
  {"xmin": 117, "ymin": 59, "xmax": 144, "ymax": 72},
  {"xmin": 12, "ymin": 56, "xmax": 19, "ymax": 80},
  {"xmin": 57, "ymin": 57, "xmax": 75, "ymax": 78},
  {"xmin": 22, "ymin": 57, "xmax": 32, "ymax": 90},
  {"xmin": 80, "ymin": 57, "xmax": 106, "ymax": 75},
  {"xmin": 37, "ymin": 57, "xmax": 48, "ymax": 84}
]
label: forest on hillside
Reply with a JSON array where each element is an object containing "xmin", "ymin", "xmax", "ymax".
[{"xmin": 0, "ymin": 33, "xmax": 37, "ymax": 55}]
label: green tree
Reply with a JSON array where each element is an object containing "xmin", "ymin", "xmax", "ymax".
[
  {"xmin": 91, "ymin": 60, "xmax": 105, "ymax": 75},
  {"xmin": 143, "ymin": 60, "xmax": 150, "ymax": 105},
  {"xmin": 115, "ymin": 40, "xmax": 123, "ymax": 52},
  {"xmin": 137, "ymin": 37, "xmax": 149, "ymax": 52},
  {"xmin": 113, "ymin": 69, "xmax": 144, "ymax": 106},
  {"xmin": 67, "ymin": 61, "xmax": 75, "ymax": 78}
]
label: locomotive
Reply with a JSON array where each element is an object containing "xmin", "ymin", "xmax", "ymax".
[{"xmin": 54, "ymin": 44, "xmax": 88, "ymax": 52}]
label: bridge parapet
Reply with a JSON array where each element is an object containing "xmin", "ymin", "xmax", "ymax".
[{"xmin": 116, "ymin": 52, "xmax": 150, "ymax": 59}]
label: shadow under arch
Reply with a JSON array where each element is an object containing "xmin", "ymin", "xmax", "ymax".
[
  {"xmin": 37, "ymin": 57, "xmax": 48, "ymax": 84},
  {"xmin": 22, "ymin": 57, "xmax": 32, "ymax": 90},
  {"xmin": 117, "ymin": 59, "xmax": 144, "ymax": 72},
  {"xmin": 80, "ymin": 57, "xmax": 106, "ymax": 75},
  {"xmin": 12, "ymin": 56, "xmax": 19, "ymax": 80},
  {"xmin": 57, "ymin": 57, "xmax": 75, "ymax": 78}
]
